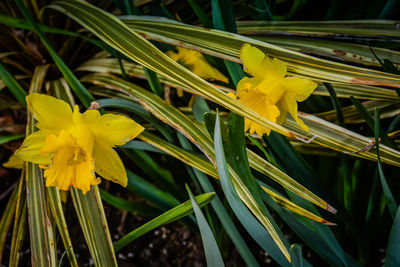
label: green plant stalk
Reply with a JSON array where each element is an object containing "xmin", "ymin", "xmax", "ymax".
[{"xmin": 0, "ymin": 182, "xmax": 18, "ymax": 262}]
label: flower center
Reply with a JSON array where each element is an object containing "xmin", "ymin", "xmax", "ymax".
[{"xmin": 67, "ymin": 145, "xmax": 87, "ymax": 165}]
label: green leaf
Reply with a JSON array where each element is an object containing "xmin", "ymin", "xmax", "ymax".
[
  {"xmin": 186, "ymin": 185, "xmax": 224, "ymax": 267},
  {"xmin": 100, "ymin": 188, "xmax": 160, "ymax": 217},
  {"xmin": 264, "ymin": 133, "xmax": 349, "ymax": 266},
  {"xmin": 351, "ymin": 96, "xmax": 397, "ymax": 149},
  {"xmin": 113, "ymin": 192, "xmax": 216, "ymax": 252},
  {"xmin": 193, "ymin": 96, "xmax": 211, "ymax": 122},
  {"xmin": 0, "ymin": 62, "xmax": 27, "ymax": 107},
  {"xmin": 379, "ymin": 0, "xmax": 400, "ymax": 19},
  {"xmin": 144, "ymin": 67, "xmax": 164, "ymax": 97},
  {"xmin": 253, "ymin": 0, "xmax": 273, "ymax": 20},
  {"xmin": 9, "ymin": 178, "xmax": 27, "ymax": 267},
  {"xmin": 374, "ymin": 108, "xmax": 397, "ymax": 218},
  {"xmin": 178, "ymin": 135, "xmax": 259, "ymax": 267},
  {"xmin": 0, "ymin": 183, "xmax": 18, "ymax": 261},
  {"xmin": 213, "ymin": 112, "xmax": 290, "ymax": 266},
  {"xmin": 290, "ymin": 244, "xmax": 303, "ymax": 267},
  {"xmin": 324, "ymin": 83, "xmax": 344, "ymax": 127},
  {"xmin": 385, "ymin": 205, "xmax": 400, "ymax": 266},
  {"xmin": 0, "ymin": 134, "xmax": 24, "ymax": 145},
  {"xmin": 211, "ymin": 0, "xmax": 236, "ymax": 33},
  {"xmin": 188, "ymin": 0, "xmax": 213, "ymax": 28}
]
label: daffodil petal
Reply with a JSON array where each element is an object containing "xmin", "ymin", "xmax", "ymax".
[
  {"xmin": 282, "ymin": 77, "xmax": 318, "ymax": 102},
  {"xmin": 261, "ymin": 57, "xmax": 287, "ymax": 79},
  {"xmin": 3, "ymin": 154, "xmax": 24, "ymax": 169},
  {"xmin": 280, "ymin": 93, "xmax": 308, "ymax": 131},
  {"xmin": 27, "ymin": 93, "xmax": 73, "ymax": 131},
  {"xmin": 69, "ymin": 108, "xmax": 96, "ymax": 154},
  {"xmin": 167, "ymin": 47, "xmax": 228, "ymax": 83},
  {"xmin": 240, "ymin": 43, "xmax": 266, "ymax": 77},
  {"xmin": 91, "ymin": 114, "xmax": 144, "ymax": 147},
  {"xmin": 92, "ymin": 143, "xmax": 127, "ymax": 187},
  {"xmin": 165, "ymin": 50, "xmax": 181, "ymax": 61},
  {"xmin": 191, "ymin": 60, "xmax": 229, "ymax": 83},
  {"xmin": 16, "ymin": 130, "xmax": 52, "ymax": 165}
]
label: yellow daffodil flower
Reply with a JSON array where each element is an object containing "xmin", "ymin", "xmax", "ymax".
[
  {"xmin": 167, "ymin": 47, "xmax": 229, "ymax": 84},
  {"xmin": 232, "ymin": 44, "xmax": 317, "ymax": 136},
  {"xmin": 15, "ymin": 93, "xmax": 144, "ymax": 194}
]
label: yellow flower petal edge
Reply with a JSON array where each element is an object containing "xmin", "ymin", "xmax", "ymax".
[
  {"xmin": 3, "ymin": 154, "xmax": 24, "ymax": 169},
  {"xmin": 233, "ymin": 44, "xmax": 317, "ymax": 136},
  {"xmin": 166, "ymin": 47, "xmax": 229, "ymax": 84},
  {"xmin": 16, "ymin": 93, "xmax": 144, "ymax": 194}
]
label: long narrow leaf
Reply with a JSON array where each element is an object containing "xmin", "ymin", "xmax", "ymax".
[
  {"xmin": 113, "ymin": 192, "xmax": 216, "ymax": 252},
  {"xmin": 186, "ymin": 185, "xmax": 224, "ymax": 267}
]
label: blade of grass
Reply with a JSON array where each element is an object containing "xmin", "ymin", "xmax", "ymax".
[
  {"xmin": 374, "ymin": 108, "xmax": 397, "ymax": 218},
  {"xmin": 290, "ymin": 244, "xmax": 303, "ymax": 267},
  {"xmin": 213, "ymin": 112, "xmax": 290, "ymax": 265},
  {"xmin": 9, "ymin": 176, "xmax": 26, "ymax": 267},
  {"xmin": 385, "ymin": 205, "xmax": 400, "ymax": 266},
  {"xmin": 0, "ymin": 62, "xmax": 27, "ymax": 107},
  {"xmin": 113, "ymin": 192, "xmax": 215, "ymax": 252},
  {"xmin": 0, "ymin": 134, "xmax": 24, "ymax": 145},
  {"xmin": 178, "ymin": 134, "xmax": 260, "ymax": 266},
  {"xmin": 144, "ymin": 67, "xmax": 163, "ymax": 97},
  {"xmin": 0, "ymin": 182, "xmax": 18, "ymax": 262},
  {"xmin": 186, "ymin": 185, "xmax": 224, "ymax": 267},
  {"xmin": 99, "ymin": 188, "xmax": 160, "ymax": 217},
  {"xmin": 351, "ymin": 96, "xmax": 397, "ymax": 148},
  {"xmin": 188, "ymin": 0, "xmax": 213, "ymax": 28}
]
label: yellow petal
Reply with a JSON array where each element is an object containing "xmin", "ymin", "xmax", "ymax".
[
  {"xmin": 167, "ymin": 47, "xmax": 229, "ymax": 83},
  {"xmin": 27, "ymin": 93, "xmax": 73, "ymax": 131},
  {"xmin": 165, "ymin": 50, "xmax": 181, "ymax": 61},
  {"xmin": 68, "ymin": 106, "xmax": 96, "ymax": 154},
  {"xmin": 282, "ymin": 77, "xmax": 318, "ymax": 102},
  {"xmin": 190, "ymin": 59, "xmax": 229, "ymax": 83},
  {"xmin": 91, "ymin": 113, "xmax": 144, "ymax": 147},
  {"xmin": 3, "ymin": 154, "xmax": 24, "ymax": 169},
  {"xmin": 16, "ymin": 130, "xmax": 52, "ymax": 165},
  {"xmin": 240, "ymin": 43, "xmax": 266, "ymax": 77},
  {"xmin": 261, "ymin": 57, "xmax": 287, "ymax": 79},
  {"xmin": 92, "ymin": 143, "xmax": 127, "ymax": 187},
  {"xmin": 227, "ymin": 92, "xmax": 237, "ymax": 99},
  {"xmin": 240, "ymin": 44, "xmax": 287, "ymax": 79},
  {"xmin": 279, "ymin": 93, "xmax": 308, "ymax": 131}
]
